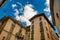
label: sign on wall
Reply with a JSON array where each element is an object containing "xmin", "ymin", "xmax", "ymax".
[{"xmin": 0, "ymin": 0, "xmax": 6, "ymax": 7}]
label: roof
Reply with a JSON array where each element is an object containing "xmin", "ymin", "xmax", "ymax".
[
  {"xmin": 29, "ymin": 13, "xmax": 55, "ymax": 30},
  {"xmin": 0, "ymin": 16, "xmax": 27, "ymax": 30},
  {"xmin": 55, "ymin": 33, "xmax": 59, "ymax": 38},
  {"xmin": 0, "ymin": 16, "xmax": 20, "ymax": 25}
]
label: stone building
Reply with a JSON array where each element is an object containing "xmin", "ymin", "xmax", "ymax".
[
  {"xmin": 29, "ymin": 13, "xmax": 59, "ymax": 40},
  {"xmin": 0, "ymin": 13, "xmax": 59, "ymax": 40},
  {"xmin": 50, "ymin": 0, "xmax": 60, "ymax": 34},
  {"xmin": 0, "ymin": 16, "xmax": 28, "ymax": 40}
]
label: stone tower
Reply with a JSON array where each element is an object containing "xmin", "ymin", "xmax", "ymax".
[{"xmin": 50, "ymin": 0, "xmax": 60, "ymax": 33}]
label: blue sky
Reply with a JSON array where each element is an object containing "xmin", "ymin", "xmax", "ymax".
[
  {"xmin": 0, "ymin": 0, "xmax": 46, "ymax": 18},
  {"xmin": 0, "ymin": 0, "xmax": 47, "ymax": 26},
  {"xmin": 0, "ymin": 0, "xmax": 59, "ymax": 34}
]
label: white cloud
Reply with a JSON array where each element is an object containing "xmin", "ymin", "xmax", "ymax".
[
  {"xmin": 23, "ymin": 4, "xmax": 37, "ymax": 19},
  {"xmin": 48, "ymin": 15, "xmax": 52, "ymax": 21},
  {"xmin": 15, "ymin": 16, "xmax": 20, "ymax": 21},
  {"xmin": 15, "ymin": 16, "xmax": 31, "ymax": 26},
  {"xmin": 44, "ymin": 0, "xmax": 52, "ymax": 22},
  {"xmin": 14, "ymin": 9, "xmax": 19, "ymax": 16},
  {"xmin": 44, "ymin": 7, "xmax": 50, "ymax": 12},
  {"xmin": 14, "ymin": 4, "xmax": 37, "ymax": 26},
  {"xmin": 12, "ymin": 4, "xmax": 17, "ymax": 8},
  {"xmin": 45, "ymin": 0, "xmax": 50, "ymax": 5},
  {"xmin": 44, "ymin": 0, "xmax": 50, "ymax": 13},
  {"xmin": 19, "ymin": 8, "xmax": 24, "ymax": 13},
  {"xmin": 19, "ymin": 16, "xmax": 31, "ymax": 26}
]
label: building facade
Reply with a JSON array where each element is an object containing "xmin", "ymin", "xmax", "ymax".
[
  {"xmin": 0, "ymin": 16, "xmax": 28, "ymax": 40},
  {"xmin": 29, "ymin": 13, "xmax": 59, "ymax": 40},
  {"xmin": 0, "ymin": 14, "xmax": 59, "ymax": 40},
  {"xmin": 50, "ymin": 0, "xmax": 60, "ymax": 33}
]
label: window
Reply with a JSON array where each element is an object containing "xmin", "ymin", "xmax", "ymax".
[
  {"xmin": 56, "ymin": 13, "xmax": 59, "ymax": 19},
  {"xmin": 40, "ymin": 21, "xmax": 44, "ymax": 32},
  {"xmin": 40, "ymin": 17, "xmax": 42, "ymax": 20},
  {"xmin": 47, "ymin": 33, "xmax": 50, "ymax": 39},
  {"xmin": 46, "ymin": 27, "xmax": 48, "ymax": 31},
  {"xmin": 40, "ymin": 26, "xmax": 44, "ymax": 32},
  {"xmin": 40, "ymin": 22, "xmax": 43, "ymax": 25},
  {"xmin": 41, "ymin": 32, "xmax": 45, "ymax": 40},
  {"xmin": 32, "ymin": 21, "xmax": 34, "ymax": 31},
  {"xmin": 31, "ymin": 21, "xmax": 34, "ymax": 40},
  {"xmin": 2, "ymin": 36, "xmax": 5, "ymax": 40},
  {"xmin": 6, "ymin": 24, "xmax": 15, "ymax": 40},
  {"xmin": 16, "ymin": 33, "xmax": 23, "ymax": 40},
  {"xmin": 28, "ymin": 32, "xmax": 30, "ymax": 37},
  {"xmin": 40, "ymin": 19, "xmax": 45, "ymax": 40},
  {"xmin": 14, "ymin": 21, "xmax": 16, "ymax": 24},
  {"xmin": 10, "ymin": 24, "xmax": 15, "ymax": 33},
  {"xmin": 12, "ymin": 23, "xmax": 15, "ymax": 27},
  {"xmin": 0, "ymin": 21, "xmax": 5, "ymax": 34},
  {"xmin": 32, "ymin": 21, "xmax": 34, "ymax": 25},
  {"xmin": 40, "ymin": 17, "xmax": 42, "ymax": 22}
]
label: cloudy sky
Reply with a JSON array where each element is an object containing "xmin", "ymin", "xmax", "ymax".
[
  {"xmin": 0, "ymin": 0, "xmax": 50, "ymax": 25},
  {"xmin": 0, "ymin": 0, "xmax": 59, "ymax": 34}
]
